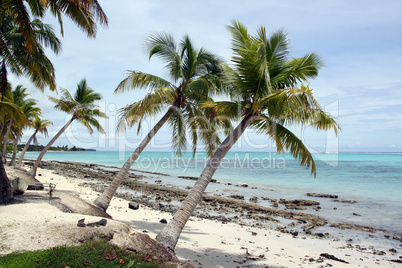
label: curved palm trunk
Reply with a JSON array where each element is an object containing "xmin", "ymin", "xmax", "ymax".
[
  {"xmin": 2, "ymin": 118, "xmax": 13, "ymax": 163},
  {"xmin": 0, "ymin": 156, "xmax": 12, "ymax": 204},
  {"xmin": 155, "ymin": 115, "xmax": 254, "ymax": 253},
  {"xmin": 0, "ymin": 115, "xmax": 7, "ymax": 138},
  {"xmin": 9, "ymin": 128, "xmax": 22, "ymax": 166},
  {"xmin": 15, "ymin": 130, "xmax": 38, "ymax": 169},
  {"xmin": 94, "ymin": 106, "xmax": 176, "ymax": 211},
  {"xmin": 28, "ymin": 118, "xmax": 75, "ymax": 177},
  {"xmin": 0, "ymin": 67, "xmax": 12, "ymax": 204}
]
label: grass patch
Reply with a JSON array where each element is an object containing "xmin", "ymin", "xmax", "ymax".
[{"xmin": 0, "ymin": 239, "xmax": 166, "ymax": 267}]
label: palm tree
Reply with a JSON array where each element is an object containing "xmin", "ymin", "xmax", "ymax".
[
  {"xmin": 9, "ymin": 99, "xmax": 41, "ymax": 166},
  {"xmin": 2, "ymin": 85, "xmax": 29, "ymax": 162},
  {"xmin": 0, "ymin": 84, "xmax": 24, "ymax": 204},
  {"xmin": 0, "ymin": 0, "xmax": 107, "ymax": 204},
  {"xmin": 0, "ymin": 14, "xmax": 62, "ymax": 98},
  {"xmin": 27, "ymin": 79, "xmax": 107, "ymax": 177},
  {"xmin": 155, "ymin": 21, "xmax": 340, "ymax": 253},
  {"xmin": 0, "ymin": 0, "xmax": 108, "ymax": 54},
  {"xmin": 15, "ymin": 117, "xmax": 52, "ymax": 169},
  {"xmin": 93, "ymin": 33, "xmax": 228, "ymax": 212}
]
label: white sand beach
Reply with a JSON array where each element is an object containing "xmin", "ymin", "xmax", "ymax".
[{"xmin": 0, "ymin": 164, "xmax": 400, "ymax": 267}]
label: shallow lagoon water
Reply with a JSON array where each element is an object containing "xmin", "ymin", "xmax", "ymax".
[{"xmin": 23, "ymin": 151, "xmax": 402, "ymax": 240}]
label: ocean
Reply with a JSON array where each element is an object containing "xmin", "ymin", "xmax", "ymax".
[{"xmin": 22, "ymin": 151, "xmax": 402, "ymax": 243}]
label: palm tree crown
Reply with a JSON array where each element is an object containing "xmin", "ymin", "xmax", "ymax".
[
  {"xmin": 207, "ymin": 21, "xmax": 339, "ymax": 175},
  {"xmin": 116, "ymin": 33, "xmax": 228, "ymax": 156},
  {"xmin": 49, "ymin": 79, "xmax": 105, "ymax": 134},
  {"xmin": 15, "ymin": 117, "xmax": 52, "ymax": 169},
  {"xmin": 1, "ymin": 0, "xmax": 108, "ymax": 53}
]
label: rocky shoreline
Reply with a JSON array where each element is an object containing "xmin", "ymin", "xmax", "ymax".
[{"xmin": 26, "ymin": 159, "xmax": 401, "ymax": 249}]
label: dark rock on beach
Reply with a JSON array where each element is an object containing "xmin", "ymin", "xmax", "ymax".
[
  {"xmin": 306, "ymin": 193, "xmax": 338, "ymax": 199},
  {"xmin": 129, "ymin": 202, "xmax": 140, "ymax": 210},
  {"xmin": 228, "ymin": 194, "xmax": 244, "ymax": 200}
]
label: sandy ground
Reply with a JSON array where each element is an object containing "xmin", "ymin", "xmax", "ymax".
[{"xmin": 1, "ymin": 165, "xmax": 400, "ymax": 267}]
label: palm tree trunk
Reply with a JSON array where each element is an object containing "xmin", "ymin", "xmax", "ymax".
[
  {"xmin": 155, "ymin": 114, "xmax": 254, "ymax": 253},
  {"xmin": 94, "ymin": 106, "xmax": 176, "ymax": 211},
  {"xmin": 0, "ymin": 115, "xmax": 7, "ymax": 138},
  {"xmin": 2, "ymin": 118, "xmax": 13, "ymax": 163},
  {"xmin": 0, "ymin": 62, "xmax": 12, "ymax": 204},
  {"xmin": 9, "ymin": 128, "xmax": 22, "ymax": 166},
  {"xmin": 15, "ymin": 130, "xmax": 38, "ymax": 169},
  {"xmin": 27, "ymin": 118, "xmax": 75, "ymax": 177},
  {"xmin": 0, "ymin": 155, "xmax": 12, "ymax": 204}
]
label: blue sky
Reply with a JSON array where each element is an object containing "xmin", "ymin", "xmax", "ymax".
[{"xmin": 10, "ymin": 0, "xmax": 402, "ymax": 153}]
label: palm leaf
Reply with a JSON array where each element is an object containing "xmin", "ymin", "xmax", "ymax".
[
  {"xmin": 117, "ymin": 87, "xmax": 175, "ymax": 131},
  {"xmin": 252, "ymin": 116, "xmax": 317, "ymax": 176},
  {"xmin": 114, "ymin": 71, "xmax": 172, "ymax": 94}
]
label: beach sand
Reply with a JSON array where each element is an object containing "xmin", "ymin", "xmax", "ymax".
[{"xmin": 1, "ymin": 163, "xmax": 400, "ymax": 267}]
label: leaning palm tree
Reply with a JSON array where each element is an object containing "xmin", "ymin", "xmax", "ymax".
[
  {"xmin": 0, "ymin": 85, "xmax": 24, "ymax": 204},
  {"xmin": 155, "ymin": 21, "xmax": 340, "ymax": 253},
  {"xmin": 0, "ymin": 14, "xmax": 60, "ymax": 204},
  {"xmin": 2, "ymin": 85, "xmax": 30, "ymax": 162},
  {"xmin": 0, "ymin": 1, "xmax": 107, "ymax": 204},
  {"xmin": 94, "ymin": 33, "xmax": 228, "ymax": 212},
  {"xmin": 27, "ymin": 79, "xmax": 107, "ymax": 177},
  {"xmin": 9, "ymin": 99, "xmax": 41, "ymax": 166},
  {"xmin": 15, "ymin": 117, "xmax": 52, "ymax": 169}
]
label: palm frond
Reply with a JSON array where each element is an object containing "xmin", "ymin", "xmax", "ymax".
[
  {"xmin": 117, "ymin": 87, "xmax": 175, "ymax": 131},
  {"xmin": 252, "ymin": 117, "xmax": 317, "ymax": 177},
  {"xmin": 201, "ymin": 100, "xmax": 243, "ymax": 121},
  {"xmin": 258, "ymin": 85, "xmax": 340, "ymax": 134},
  {"xmin": 146, "ymin": 32, "xmax": 182, "ymax": 80},
  {"xmin": 114, "ymin": 71, "xmax": 171, "ymax": 94},
  {"xmin": 168, "ymin": 108, "xmax": 187, "ymax": 155}
]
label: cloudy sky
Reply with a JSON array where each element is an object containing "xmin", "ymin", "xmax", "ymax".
[{"xmin": 9, "ymin": 0, "xmax": 402, "ymax": 153}]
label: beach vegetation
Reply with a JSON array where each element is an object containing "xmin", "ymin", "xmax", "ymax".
[
  {"xmin": 0, "ymin": 0, "xmax": 108, "ymax": 55},
  {"xmin": 94, "ymin": 33, "xmax": 229, "ymax": 212},
  {"xmin": 8, "ymin": 91, "xmax": 41, "ymax": 166},
  {"xmin": 0, "ymin": 13, "xmax": 60, "ymax": 204},
  {"xmin": 0, "ymin": 1, "xmax": 108, "ymax": 204},
  {"xmin": 0, "ymin": 239, "xmax": 163, "ymax": 268},
  {"xmin": 155, "ymin": 21, "xmax": 340, "ymax": 253},
  {"xmin": 15, "ymin": 117, "xmax": 52, "ymax": 169},
  {"xmin": 28, "ymin": 79, "xmax": 107, "ymax": 177},
  {"xmin": 1, "ymin": 85, "xmax": 31, "ymax": 162}
]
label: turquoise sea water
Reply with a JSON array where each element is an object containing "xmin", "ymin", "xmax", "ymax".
[
  {"xmin": 23, "ymin": 151, "xmax": 402, "ymax": 201},
  {"xmin": 22, "ymin": 151, "xmax": 402, "ymax": 238}
]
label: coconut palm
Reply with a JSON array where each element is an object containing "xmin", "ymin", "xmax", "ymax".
[
  {"xmin": 15, "ymin": 117, "xmax": 52, "ymax": 169},
  {"xmin": 2, "ymin": 85, "xmax": 30, "ymax": 162},
  {"xmin": 0, "ymin": 0, "xmax": 107, "ymax": 54},
  {"xmin": 0, "ymin": 14, "xmax": 62, "ymax": 98},
  {"xmin": 0, "ymin": 15, "xmax": 61, "ymax": 204},
  {"xmin": 155, "ymin": 21, "xmax": 340, "ymax": 253},
  {"xmin": 93, "ymin": 33, "xmax": 228, "ymax": 212},
  {"xmin": 0, "ymin": 84, "xmax": 24, "ymax": 204},
  {"xmin": 27, "ymin": 79, "xmax": 107, "ymax": 177},
  {"xmin": 9, "ymin": 99, "xmax": 41, "ymax": 166},
  {"xmin": 0, "ymin": 0, "xmax": 107, "ymax": 204}
]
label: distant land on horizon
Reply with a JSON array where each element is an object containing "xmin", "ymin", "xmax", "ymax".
[{"xmin": 16, "ymin": 144, "xmax": 96, "ymax": 152}]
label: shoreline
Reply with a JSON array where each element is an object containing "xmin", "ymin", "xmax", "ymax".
[
  {"xmin": 7, "ymin": 158, "xmax": 399, "ymax": 266},
  {"xmin": 33, "ymin": 159, "xmax": 401, "ymax": 234},
  {"xmin": 2, "ymin": 156, "xmax": 401, "ymax": 266}
]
